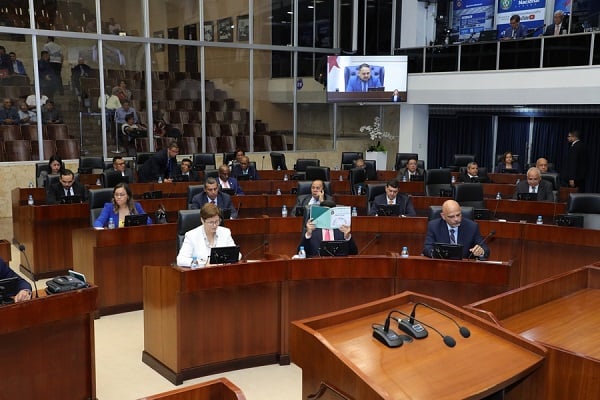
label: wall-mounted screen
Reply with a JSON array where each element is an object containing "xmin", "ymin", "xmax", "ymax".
[{"xmin": 326, "ymin": 55, "xmax": 408, "ymax": 103}]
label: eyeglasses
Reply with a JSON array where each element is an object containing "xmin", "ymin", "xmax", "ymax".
[
  {"xmin": 203, "ymin": 219, "xmax": 220, "ymax": 226},
  {"xmin": 114, "ymin": 192, "xmax": 127, "ymax": 197},
  {"xmin": 116, "ymin": 162, "xmax": 125, "ymax": 166}
]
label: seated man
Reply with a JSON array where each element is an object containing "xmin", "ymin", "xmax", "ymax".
[
  {"xmin": 231, "ymin": 155, "xmax": 260, "ymax": 180},
  {"xmin": 535, "ymin": 157, "xmax": 553, "ymax": 174},
  {"xmin": 395, "ymin": 157, "xmax": 424, "ymax": 181},
  {"xmin": 502, "ymin": 14, "xmax": 528, "ymax": 40},
  {"xmin": 0, "ymin": 98, "xmax": 18, "ymax": 125},
  {"xmin": 0, "ymin": 257, "xmax": 32, "ymax": 302},
  {"xmin": 346, "ymin": 63, "xmax": 382, "ymax": 92},
  {"xmin": 107, "ymin": 156, "xmax": 135, "ymax": 183},
  {"xmin": 298, "ymin": 200, "xmax": 358, "ymax": 257},
  {"xmin": 190, "ymin": 177, "xmax": 238, "ymax": 219},
  {"xmin": 423, "ymin": 199, "xmax": 489, "ymax": 259},
  {"xmin": 46, "ymin": 169, "xmax": 87, "ymax": 205},
  {"xmin": 368, "ymin": 179, "xmax": 416, "ymax": 216},
  {"xmin": 176, "ymin": 158, "xmax": 200, "ymax": 181},
  {"xmin": 41, "ymin": 100, "xmax": 63, "ymax": 124},
  {"xmin": 291, "ymin": 179, "xmax": 333, "ymax": 217},
  {"xmin": 217, "ymin": 164, "xmax": 244, "ymax": 195},
  {"xmin": 458, "ymin": 161, "xmax": 489, "ymax": 183},
  {"xmin": 512, "ymin": 167, "xmax": 554, "ymax": 202}
]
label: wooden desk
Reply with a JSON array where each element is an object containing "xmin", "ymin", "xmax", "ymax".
[
  {"xmin": 72, "ymin": 224, "xmax": 177, "ymax": 316},
  {"xmin": 290, "ymin": 292, "xmax": 546, "ymax": 400},
  {"xmin": 142, "ymin": 256, "xmax": 511, "ymax": 384},
  {"xmin": 466, "ymin": 266, "xmax": 600, "ymax": 400},
  {"xmin": 138, "ymin": 378, "xmax": 246, "ymax": 400},
  {"xmin": 0, "ymin": 287, "xmax": 98, "ymax": 399}
]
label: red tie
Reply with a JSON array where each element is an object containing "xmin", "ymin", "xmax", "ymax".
[{"xmin": 323, "ymin": 229, "xmax": 332, "ymax": 241}]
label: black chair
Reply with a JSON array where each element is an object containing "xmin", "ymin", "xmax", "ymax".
[
  {"xmin": 567, "ymin": 193, "xmax": 600, "ymax": 230},
  {"xmin": 349, "ymin": 167, "xmax": 367, "ymax": 195},
  {"xmin": 192, "ymin": 153, "xmax": 216, "ymax": 170},
  {"xmin": 305, "ymin": 166, "xmax": 330, "ymax": 182},
  {"xmin": 341, "ymin": 152, "xmax": 363, "ymax": 170},
  {"xmin": 366, "ymin": 183, "xmax": 387, "ymax": 216},
  {"xmin": 78, "ymin": 156, "xmax": 105, "ymax": 174},
  {"xmin": 88, "ymin": 188, "xmax": 114, "ymax": 226},
  {"xmin": 396, "ymin": 159, "xmax": 425, "ymax": 171},
  {"xmin": 177, "ymin": 209, "xmax": 202, "ymax": 253},
  {"xmin": 541, "ymin": 173, "xmax": 560, "ymax": 202},
  {"xmin": 222, "ymin": 152, "xmax": 236, "ymax": 165},
  {"xmin": 186, "ymin": 184, "xmax": 204, "ymax": 208},
  {"xmin": 458, "ymin": 166, "xmax": 490, "ymax": 183},
  {"xmin": 270, "ymin": 152, "xmax": 288, "ymax": 170},
  {"xmin": 453, "ymin": 183, "xmax": 485, "ymax": 209},
  {"xmin": 394, "ymin": 153, "xmax": 419, "ymax": 171},
  {"xmin": 424, "ymin": 169, "xmax": 452, "ymax": 197},
  {"xmin": 449, "ymin": 154, "xmax": 475, "ymax": 172},
  {"xmin": 293, "ymin": 159, "xmax": 319, "ymax": 180},
  {"xmin": 428, "ymin": 206, "xmax": 474, "ymax": 221},
  {"xmin": 297, "ymin": 181, "xmax": 331, "ymax": 196},
  {"xmin": 204, "ymin": 169, "xmax": 218, "ymax": 180},
  {"xmin": 135, "ymin": 152, "xmax": 154, "ymax": 171},
  {"xmin": 102, "ymin": 170, "xmax": 130, "ymax": 188}
]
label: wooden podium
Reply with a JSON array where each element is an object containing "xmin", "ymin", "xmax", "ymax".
[
  {"xmin": 290, "ymin": 292, "xmax": 546, "ymax": 400},
  {"xmin": 466, "ymin": 266, "xmax": 600, "ymax": 399},
  {"xmin": 137, "ymin": 378, "xmax": 246, "ymax": 400},
  {"xmin": 0, "ymin": 287, "xmax": 97, "ymax": 400}
]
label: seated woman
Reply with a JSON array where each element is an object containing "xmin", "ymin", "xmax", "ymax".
[
  {"xmin": 93, "ymin": 182, "xmax": 152, "ymax": 228},
  {"xmin": 177, "ymin": 203, "xmax": 238, "ymax": 267},
  {"xmin": 494, "ymin": 151, "xmax": 521, "ymax": 173},
  {"xmin": 37, "ymin": 154, "xmax": 64, "ymax": 187}
]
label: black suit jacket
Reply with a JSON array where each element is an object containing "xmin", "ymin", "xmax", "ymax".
[
  {"xmin": 46, "ymin": 181, "xmax": 87, "ymax": 205},
  {"xmin": 458, "ymin": 172, "xmax": 489, "ymax": 183},
  {"xmin": 231, "ymin": 164, "xmax": 260, "ymax": 180},
  {"xmin": 368, "ymin": 193, "xmax": 416, "ymax": 216},
  {"xmin": 138, "ymin": 149, "xmax": 178, "ymax": 182},
  {"xmin": 423, "ymin": 218, "xmax": 489, "ymax": 259},
  {"xmin": 190, "ymin": 191, "xmax": 238, "ymax": 219},
  {"xmin": 291, "ymin": 193, "xmax": 333, "ymax": 218},
  {"xmin": 396, "ymin": 167, "xmax": 424, "ymax": 181},
  {"xmin": 299, "ymin": 228, "xmax": 358, "ymax": 257},
  {"xmin": 544, "ymin": 23, "xmax": 567, "ymax": 36},
  {"xmin": 512, "ymin": 179, "xmax": 554, "ymax": 202},
  {"xmin": 566, "ymin": 140, "xmax": 588, "ymax": 183}
]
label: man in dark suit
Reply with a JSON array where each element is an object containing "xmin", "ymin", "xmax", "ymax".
[
  {"xmin": 544, "ymin": 10, "xmax": 567, "ymax": 36},
  {"xmin": 0, "ymin": 258, "xmax": 32, "ymax": 302},
  {"xmin": 190, "ymin": 177, "xmax": 238, "ymax": 218},
  {"xmin": 291, "ymin": 179, "xmax": 333, "ymax": 217},
  {"xmin": 368, "ymin": 180, "xmax": 416, "ymax": 216},
  {"xmin": 107, "ymin": 156, "xmax": 135, "ymax": 183},
  {"xmin": 513, "ymin": 167, "xmax": 554, "ymax": 202},
  {"xmin": 231, "ymin": 156, "xmax": 260, "ymax": 180},
  {"xmin": 565, "ymin": 130, "xmax": 588, "ymax": 192},
  {"xmin": 138, "ymin": 141, "xmax": 179, "ymax": 183},
  {"xmin": 298, "ymin": 200, "xmax": 358, "ymax": 257},
  {"xmin": 46, "ymin": 169, "xmax": 87, "ymax": 205},
  {"xmin": 175, "ymin": 158, "xmax": 200, "ymax": 181},
  {"xmin": 423, "ymin": 200, "xmax": 489, "ymax": 259},
  {"xmin": 395, "ymin": 158, "xmax": 424, "ymax": 181},
  {"xmin": 458, "ymin": 162, "xmax": 489, "ymax": 183},
  {"xmin": 217, "ymin": 164, "xmax": 244, "ymax": 195}
]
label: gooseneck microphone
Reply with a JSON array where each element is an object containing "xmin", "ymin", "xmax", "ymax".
[
  {"xmin": 468, "ymin": 230, "xmax": 495, "ymax": 259},
  {"xmin": 358, "ymin": 233, "xmax": 381, "ymax": 254},
  {"xmin": 12, "ymin": 238, "xmax": 38, "ymax": 298},
  {"xmin": 242, "ymin": 240, "xmax": 268, "ymax": 261},
  {"xmin": 492, "ymin": 197, "xmax": 501, "ymax": 220},
  {"xmin": 392, "ymin": 310, "xmax": 456, "ymax": 347},
  {"xmin": 261, "ymin": 155, "xmax": 265, "ymax": 170},
  {"xmin": 409, "ymin": 302, "xmax": 471, "ymax": 338},
  {"xmin": 371, "ymin": 310, "xmax": 413, "ymax": 348}
]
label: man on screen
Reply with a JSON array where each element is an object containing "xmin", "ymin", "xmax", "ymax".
[{"xmin": 346, "ymin": 63, "xmax": 382, "ymax": 92}]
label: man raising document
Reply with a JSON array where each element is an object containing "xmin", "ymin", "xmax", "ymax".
[
  {"xmin": 291, "ymin": 179, "xmax": 333, "ymax": 217},
  {"xmin": 423, "ymin": 200, "xmax": 489, "ymax": 259}
]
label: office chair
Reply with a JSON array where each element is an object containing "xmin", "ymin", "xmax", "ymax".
[
  {"xmin": 349, "ymin": 167, "xmax": 367, "ymax": 195},
  {"xmin": 192, "ymin": 153, "xmax": 216, "ymax": 170},
  {"xmin": 428, "ymin": 206, "xmax": 474, "ymax": 221},
  {"xmin": 394, "ymin": 153, "xmax": 419, "ymax": 171},
  {"xmin": 341, "ymin": 152, "xmax": 363, "ymax": 170},
  {"xmin": 305, "ymin": 166, "xmax": 330, "ymax": 182},
  {"xmin": 296, "ymin": 181, "xmax": 331, "ymax": 196},
  {"xmin": 177, "ymin": 209, "xmax": 202, "ymax": 253},
  {"xmin": 449, "ymin": 154, "xmax": 475, "ymax": 172},
  {"xmin": 366, "ymin": 183, "xmax": 387, "ymax": 216},
  {"xmin": 187, "ymin": 185, "xmax": 204, "ymax": 209},
  {"xmin": 424, "ymin": 169, "xmax": 452, "ymax": 197},
  {"xmin": 294, "ymin": 159, "xmax": 320, "ymax": 180},
  {"xmin": 78, "ymin": 156, "xmax": 105, "ymax": 174},
  {"xmin": 453, "ymin": 183, "xmax": 485, "ymax": 209},
  {"xmin": 567, "ymin": 193, "xmax": 600, "ymax": 230},
  {"xmin": 88, "ymin": 188, "xmax": 114, "ymax": 226},
  {"xmin": 270, "ymin": 152, "xmax": 288, "ymax": 170}
]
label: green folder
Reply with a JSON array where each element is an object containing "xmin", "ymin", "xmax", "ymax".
[{"xmin": 310, "ymin": 205, "xmax": 351, "ymax": 229}]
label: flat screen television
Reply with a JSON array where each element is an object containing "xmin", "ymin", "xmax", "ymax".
[
  {"xmin": 432, "ymin": 243, "xmax": 463, "ymax": 260},
  {"xmin": 209, "ymin": 246, "xmax": 240, "ymax": 264},
  {"xmin": 0, "ymin": 276, "xmax": 19, "ymax": 305},
  {"xmin": 124, "ymin": 213, "xmax": 149, "ymax": 227},
  {"xmin": 326, "ymin": 55, "xmax": 408, "ymax": 103},
  {"xmin": 319, "ymin": 240, "xmax": 350, "ymax": 257},
  {"xmin": 517, "ymin": 193, "xmax": 537, "ymax": 201}
]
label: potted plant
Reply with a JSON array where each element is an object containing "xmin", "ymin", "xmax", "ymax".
[{"xmin": 360, "ymin": 116, "xmax": 394, "ymax": 170}]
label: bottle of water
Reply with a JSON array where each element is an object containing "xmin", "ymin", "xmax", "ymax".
[
  {"xmin": 451, "ymin": 175, "xmax": 456, "ymax": 183},
  {"xmin": 357, "ymin": 185, "xmax": 362, "ymax": 195},
  {"xmin": 281, "ymin": 205, "xmax": 288, "ymax": 217},
  {"xmin": 190, "ymin": 256, "xmax": 199, "ymax": 269},
  {"xmin": 157, "ymin": 176, "xmax": 163, "ymax": 183},
  {"xmin": 298, "ymin": 246, "xmax": 306, "ymax": 259},
  {"xmin": 96, "ymin": 177, "xmax": 102, "ymax": 186},
  {"xmin": 28, "ymin": 181, "xmax": 33, "ymax": 188},
  {"xmin": 339, "ymin": 174, "xmax": 343, "ymax": 181},
  {"xmin": 351, "ymin": 207, "xmax": 358, "ymax": 217},
  {"xmin": 496, "ymin": 192, "xmax": 502, "ymax": 200},
  {"xmin": 283, "ymin": 173, "xmax": 288, "ymax": 181},
  {"xmin": 402, "ymin": 175, "xmax": 407, "ymax": 183},
  {"xmin": 401, "ymin": 246, "xmax": 409, "ymax": 258},
  {"xmin": 536, "ymin": 215, "xmax": 543, "ymax": 225},
  {"xmin": 276, "ymin": 188, "xmax": 282, "ymax": 196},
  {"xmin": 516, "ymin": 179, "xmax": 520, "ymax": 185},
  {"xmin": 27, "ymin": 194, "xmax": 34, "ymax": 206},
  {"xmin": 108, "ymin": 217, "xmax": 115, "ymax": 229},
  {"xmin": 277, "ymin": 165, "xmax": 281, "ymax": 171}
]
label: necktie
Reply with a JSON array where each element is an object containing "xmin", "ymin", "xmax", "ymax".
[
  {"xmin": 323, "ymin": 229, "xmax": 332, "ymax": 241},
  {"xmin": 449, "ymin": 229, "xmax": 456, "ymax": 244},
  {"xmin": 388, "ymin": 199, "xmax": 394, "ymax": 205}
]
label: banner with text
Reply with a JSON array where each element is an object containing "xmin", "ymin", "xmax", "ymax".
[
  {"xmin": 452, "ymin": 0, "xmax": 495, "ymax": 40},
  {"xmin": 497, "ymin": 0, "xmax": 547, "ymax": 38}
]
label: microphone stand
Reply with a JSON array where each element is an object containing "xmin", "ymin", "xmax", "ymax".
[
  {"xmin": 358, "ymin": 233, "xmax": 380, "ymax": 255},
  {"xmin": 243, "ymin": 240, "xmax": 268, "ymax": 261},
  {"xmin": 12, "ymin": 238, "xmax": 39, "ymax": 298}
]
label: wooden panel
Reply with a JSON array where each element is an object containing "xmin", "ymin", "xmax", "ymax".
[{"xmin": 138, "ymin": 378, "xmax": 246, "ymax": 400}]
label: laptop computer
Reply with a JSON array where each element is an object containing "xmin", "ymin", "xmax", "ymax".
[
  {"xmin": 376, "ymin": 204, "xmax": 402, "ymax": 217},
  {"xmin": 209, "ymin": 246, "xmax": 240, "ymax": 264},
  {"xmin": 478, "ymin": 30, "xmax": 498, "ymax": 42},
  {"xmin": 319, "ymin": 240, "xmax": 350, "ymax": 257},
  {"xmin": 410, "ymin": 175, "xmax": 424, "ymax": 182},
  {"xmin": 474, "ymin": 208, "xmax": 491, "ymax": 220},
  {"xmin": 501, "ymin": 168, "xmax": 519, "ymax": 174},
  {"xmin": 236, "ymin": 174, "xmax": 250, "ymax": 181},
  {"xmin": 432, "ymin": 243, "xmax": 463, "ymax": 260},
  {"xmin": 61, "ymin": 194, "xmax": 82, "ymax": 204},
  {"xmin": 124, "ymin": 213, "xmax": 149, "ymax": 227},
  {"xmin": 517, "ymin": 192, "xmax": 537, "ymax": 201},
  {"xmin": 221, "ymin": 188, "xmax": 236, "ymax": 196}
]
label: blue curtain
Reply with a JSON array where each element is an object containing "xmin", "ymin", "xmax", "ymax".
[
  {"xmin": 428, "ymin": 116, "xmax": 493, "ymax": 169},
  {"xmin": 496, "ymin": 117, "xmax": 529, "ymax": 168}
]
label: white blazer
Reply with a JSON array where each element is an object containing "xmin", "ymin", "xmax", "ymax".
[{"xmin": 176, "ymin": 225, "xmax": 237, "ymax": 267}]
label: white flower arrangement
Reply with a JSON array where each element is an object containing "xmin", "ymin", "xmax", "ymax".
[{"xmin": 359, "ymin": 116, "xmax": 395, "ymax": 151}]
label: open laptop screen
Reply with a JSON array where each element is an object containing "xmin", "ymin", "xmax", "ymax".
[
  {"xmin": 432, "ymin": 243, "xmax": 463, "ymax": 260},
  {"xmin": 209, "ymin": 246, "xmax": 240, "ymax": 264}
]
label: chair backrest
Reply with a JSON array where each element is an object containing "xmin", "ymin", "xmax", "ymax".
[
  {"xmin": 187, "ymin": 184, "xmax": 204, "ymax": 208},
  {"xmin": 453, "ymin": 183, "xmax": 485, "ymax": 208},
  {"xmin": 428, "ymin": 206, "xmax": 474, "ymax": 221},
  {"xmin": 363, "ymin": 159, "xmax": 378, "ymax": 180},
  {"xmin": 270, "ymin": 134, "xmax": 287, "ymax": 151},
  {"xmin": 31, "ymin": 140, "xmax": 56, "ymax": 160},
  {"xmin": 294, "ymin": 159, "xmax": 319, "ymax": 172},
  {"xmin": 541, "ymin": 173, "xmax": 560, "ymax": 190},
  {"xmin": 0, "ymin": 125, "xmax": 22, "ymax": 141},
  {"xmin": 453, "ymin": 154, "xmax": 475, "ymax": 167},
  {"xmin": 204, "ymin": 169, "xmax": 219, "ymax": 180},
  {"xmin": 55, "ymin": 139, "xmax": 80, "ymax": 159},
  {"xmin": 305, "ymin": 166, "xmax": 330, "ymax": 182},
  {"xmin": 4, "ymin": 140, "xmax": 31, "ymax": 161},
  {"xmin": 222, "ymin": 152, "xmax": 236, "ymax": 165},
  {"xmin": 177, "ymin": 209, "xmax": 202, "ymax": 253},
  {"xmin": 46, "ymin": 124, "xmax": 69, "ymax": 140},
  {"xmin": 205, "ymin": 136, "xmax": 218, "ymax": 153},
  {"xmin": 270, "ymin": 152, "xmax": 287, "ymax": 170},
  {"xmin": 193, "ymin": 153, "xmax": 216, "ymax": 170},
  {"xmin": 135, "ymin": 152, "xmax": 155, "ymax": 171},
  {"xmin": 297, "ymin": 181, "xmax": 331, "ymax": 196},
  {"xmin": 79, "ymin": 156, "xmax": 105, "ymax": 173},
  {"xmin": 88, "ymin": 188, "xmax": 114, "ymax": 209},
  {"xmin": 341, "ymin": 152, "xmax": 363, "ymax": 170},
  {"xmin": 424, "ymin": 169, "xmax": 452, "ymax": 197},
  {"xmin": 344, "ymin": 65, "xmax": 385, "ymax": 87},
  {"xmin": 394, "ymin": 153, "xmax": 419, "ymax": 171},
  {"xmin": 349, "ymin": 167, "xmax": 367, "ymax": 195},
  {"xmin": 254, "ymin": 135, "xmax": 272, "ymax": 152},
  {"xmin": 102, "ymin": 170, "xmax": 130, "ymax": 188},
  {"xmin": 366, "ymin": 183, "xmax": 387, "ymax": 215},
  {"xmin": 90, "ymin": 207, "xmax": 103, "ymax": 227},
  {"xmin": 567, "ymin": 193, "xmax": 600, "ymax": 214},
  {"xmin": 179, "ymin": 136, "xmax": 198, "ymax": 154}
]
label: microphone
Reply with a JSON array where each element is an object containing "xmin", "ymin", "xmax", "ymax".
[
  {"xmin": 392, "ymin": 310, "xmax": 456, "ymax": 347},
  {"xmin": 468, "ymin": 230, "xmax": 495, "ymax": 259},
  {"xmin": 358, "ymin": 233, "xmax": 381, "ymax": 254},
  {"xmin": 261, "ymin": 155, "xmax": 265, "ymax": 170},
  {"xmin": 492, "ymin": 197, "xmax": 501, "ymax": 220},
  {"xmin": 409, "ymin": 302, "xmax": 471, "ymax": 338},
  {"xmin": 12, "ymin": 238, "xmax": 38, "ymax": 298},
  {"xmin": 236, "ymin": 201, "xmax": 242, "ymax": 218},
  {"xmin": 242, "ymin": 240, "xmax": 268, "ymax": 261},
  {"xmin": 371, "ymin": 310, "xmax": 412, "ymax": 348}
]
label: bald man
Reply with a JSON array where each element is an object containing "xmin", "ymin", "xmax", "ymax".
[
  {"xmin": 423, "ymin": 200, "xmax": 489, "ymax": 259},
  {"xmin": 513, "ymin": 167, "xmax": 554, "ymax": 202},
  {"xmin": 535, "ymin": 158, "xmax": 551, "ymax": 174}
]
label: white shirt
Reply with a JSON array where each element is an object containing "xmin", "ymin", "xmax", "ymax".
[{"xmin": 177, "ymin": 225, "xmax": 237, "ymax": 267}]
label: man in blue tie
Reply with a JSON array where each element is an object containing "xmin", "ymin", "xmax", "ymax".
[
  {"xmin": 345, "ymin": 63, "xmax": 382, "ymax": 92},
  {"xmin": 422, "ymin": 200, "xmax": 489, "ymax": 259}
]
